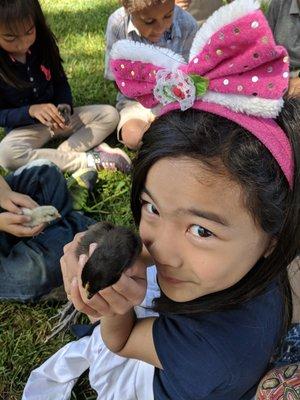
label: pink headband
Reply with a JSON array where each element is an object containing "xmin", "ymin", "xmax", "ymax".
[{"xmin": 110, "ymin": 0, "xmax": 294, "ymax": 187}]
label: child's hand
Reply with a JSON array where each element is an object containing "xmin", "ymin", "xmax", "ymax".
[
  {"xmin": 0, "ymin": 211, "xmax": 44, "ymax": 237},
  {"xmin": 60, "ymin": 232, "xmax": 87, "ymax": 298},
  {"xmin": 29, "ymin": 103, "xmax": 66, "ymax": 129},
  {"xmin": 175, "ymin": 0, "xmax": 191, "ymax": 10},
  {"xmin": 0, "ymin": 188, "xmax": 38, "ymax": 214},
  {"xmin": 288, "ymin": 77, "xmax": 300, "ymax": 97},
  {"xmin": 0, "ymin": 190, "xmax": 44, "ymax": 236},
  {"xmin": 61, "ymin": 236, "xmax": 147, "ymax": 319},
  {"xmin": 72, "ymin": 253, "xmax": 147, "ymax": 319}
]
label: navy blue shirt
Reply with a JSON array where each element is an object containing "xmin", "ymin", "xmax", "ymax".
[
  {"xmin": 153, "ymin": 281, "xmax": 283, "ymax": 400},
  {"xmin": 0, "ymin": 44, "xmax": 72, "ymax": 132}
]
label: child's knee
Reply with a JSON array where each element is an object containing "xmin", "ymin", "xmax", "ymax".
[
  {"xmin": 15, "ymin": 160, "xmax": 62, "ymax": 182},
  {"xmin": 91, "ymin": 105, "xmax": 119, "ymax": 129},
  {"xmin": 0, "ymin": 141, "xmax": 30, "ymax": 170},
  {"xmin": 119, "ymin": 120, "xmax": 146, "ymax": 149}
]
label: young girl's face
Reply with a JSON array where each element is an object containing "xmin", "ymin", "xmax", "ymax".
[
  {"xmin": 0, "ymin": 19, "xmax": 36, "ymax": 58},
  {"xmin": 139, "ymin": 157, "xmax": 272, "ymax": 302},
  {"xmin": 130, "ymin": 0, "xmax": 175, "ymax": 43}
]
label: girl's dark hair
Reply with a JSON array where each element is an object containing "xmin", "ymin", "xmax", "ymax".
[
  {"xmin": 0, "ymin": 0, "xmax": 64, "ymax": 88},
  {"xmin": 131, "ymin": 97, "xmax": 300, "ymax": 331}
]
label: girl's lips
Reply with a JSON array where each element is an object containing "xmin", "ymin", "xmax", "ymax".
[{"xmin": 157, "ymin": 270, "xmax": 186, "ymax": 285}]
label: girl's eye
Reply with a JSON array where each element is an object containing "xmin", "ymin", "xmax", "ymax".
[
  {"xmin": 4, "ymin": 37, "xmax": 16, "ymax": 43},
  {"xmin": 189, "ymin": 225, "xmax": 213, "ymax": 238},
  {"xmin": 144, "ymin": 20, "xmax": 154, "ymax": 25},
  {"xmin": 141, "ymin": 200, "xmax": 159, "ymax": 215}
]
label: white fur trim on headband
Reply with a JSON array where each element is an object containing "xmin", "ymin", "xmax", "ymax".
[
  {"xmin": 189, "ymin": 0, "xmax": 260, "ymax": 62},
  {"xmin": 110, "ymin": 39, "xmax": 186, "ymax": 70},
  {"xmin": 201, "ymin": 91, "xmax": 283, "ymax": 118}
]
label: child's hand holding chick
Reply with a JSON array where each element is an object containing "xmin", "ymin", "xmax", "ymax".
[{"xmin": 61, "ymin": 222, "xmax": 147, "ymax": 320}]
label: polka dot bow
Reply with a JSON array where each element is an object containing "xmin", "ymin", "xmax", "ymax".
[{"xmin": 110, "ymin": 0, "xmax": 290, "ymax": 119}]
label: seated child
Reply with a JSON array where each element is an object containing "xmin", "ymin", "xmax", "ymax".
[
  {"xmin": 0, "ymin": 0, "xmax": 131, "ymax": 175},
  {"xmin": 23, "ymin": 1, "xmax": 300, "ymax": 398},
  {"xmin": 105, "ymin": 0, "xmax": 198, "ymax": 149},
  {"xmin": 0, "ymin": 160, "xmax": 93, "ymax": 302}
]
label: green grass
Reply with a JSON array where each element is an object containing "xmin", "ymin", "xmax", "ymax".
[{"xmin": 0, "ymin": 1, "xmax": 134, "ymax": 399}]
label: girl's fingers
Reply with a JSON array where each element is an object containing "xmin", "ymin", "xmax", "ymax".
[
  {"xmin": 113, "ymin": 273, "xmax": 146, "ymax": 305},
  {"xmin": 48, "ymin": 104, "xmax": 66, "ymax": 126},
  {"xmin": 4, "ymin": 200, "xmax": 21, "ymax": 214},
  {"xmin": 30, "ymin": 223, "xmax": 45, "ymax": 235},
  {"xmin": 63, "ymin": 231, "xmax": 86, "ymax": 253},
  {"xmin": 71, "ymin": 278, "xmax": 102, "ymax": 318},
  {"xmin": 98, "ymin": 286, "xmax": 131, "ymax": 315},
  {"xmin": 9, "ymin": 223, "xmax": 43, "ymax": 237},
  {"xmin": 38, "ymin": 114, "xmax": 52, "ymax": 127},
  {"xmin": 60, "ymin": 235, "xmax": 84, "ymax": 295},
  {"xmin": 60, "ymin": 256, "xmax": 70, "ymax": 295}
]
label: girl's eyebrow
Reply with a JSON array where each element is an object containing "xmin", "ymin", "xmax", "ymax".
[
  {"xmin": 2, "ymin": 25, "xmax": 34, "ymax": 37},
  {"xmin": 142, "ymin": 187, "xmax": 230, "ymax": 227},
  {"xmin": 184, "ymin": 207, "xmax": 230, "ymax": 227},
  {"xmin": 141, "ymin": 187, "xmax": 155, "ymax": 200}
]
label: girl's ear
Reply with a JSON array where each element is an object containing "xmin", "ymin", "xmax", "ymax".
[{"xmin": 263, "ymin": 237, "xmax": 277, "ymax": 258}]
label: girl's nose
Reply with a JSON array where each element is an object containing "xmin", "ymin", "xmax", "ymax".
[{"xmin": 148, "ymin": 225, "xmax": 182, "ymax": 268}]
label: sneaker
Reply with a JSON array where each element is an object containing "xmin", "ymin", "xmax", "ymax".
[
  {"xmin": 90, "ymin": 143, "xmax": 132, "ymax": 174},
  {"xmin": 67, "ymin": 168, "xmax": 98, "ymax": 210}
]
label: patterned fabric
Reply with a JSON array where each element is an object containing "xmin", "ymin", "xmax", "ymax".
[
  {"xmin": 109, "ymin": 0, "xmax": 294, "ymax": 188},
  {"xmin": 256, "ymin": 364, "xmax": 300, "ymax": 399},
  {"xmin": 274, "ymin": 324, "xmax": 300, "ymax": 368}
]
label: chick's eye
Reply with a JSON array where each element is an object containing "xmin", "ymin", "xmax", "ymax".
[{"xmin": 189, "ymin": 225, "xmax": 212, "ymax": 238}]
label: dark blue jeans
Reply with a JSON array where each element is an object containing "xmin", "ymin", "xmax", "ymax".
[{"xmin": 0, "ymin": 160, "xmax": 94, "ymax": 301}]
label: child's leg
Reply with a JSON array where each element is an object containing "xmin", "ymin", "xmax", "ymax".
[
  {"xmin": 22, "ymin": 270, "xmax": 158, "ymax": 400},
  {"xmin": 22, "ymin": 326, "xmax": 155, "ymax": 400},
  {"xmin": 0, "ymin": 161, "xmax": 92, "ymax": 301},
  {"xmin": 22, "ymin": 333, "xmax": 92, "ymax": 400},
  {"xmin": 5, "ymin": 160, "xmax": 72, "ymax": 214},
  {"xmin": 57, "ymin": 105, "xmax": 119, "ymax": 152},
  {"xmin": 117, "ymin": 103, "xmax": 154, "ymax": 150},
  {"xmin": 0, "ymin": 124, "xmax": 87, "ymax": 172}
]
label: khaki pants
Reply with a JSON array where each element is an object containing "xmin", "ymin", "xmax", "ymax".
[{"xmin": 0, "ymin": 105, "xmax": 119, "ymax": 173}]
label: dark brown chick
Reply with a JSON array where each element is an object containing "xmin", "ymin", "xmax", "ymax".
[
  {"xmin": 58, "ymin": 104, "xmax": 71, "ymax": 125},
  {"xmin": 76, "ymin": 221, "xmax": 143, "ymax": 299}
]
